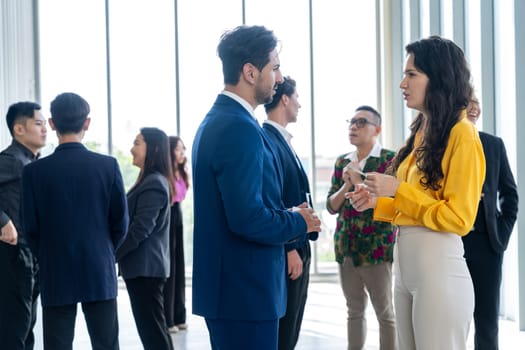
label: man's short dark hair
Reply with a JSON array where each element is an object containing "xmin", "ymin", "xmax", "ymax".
[
  {"xmin": 50, "ymin": 92, "xmax": 90, "ymax": 134},
  {"xmin": 217, "ymin": 25, "xmax": 278, "ymax": 85},
  {"xmin": 355, "ymin": 105, "xmax": 381, "ymax": 125},
  {"xmin": 264, "ymin": 76, "xmax": 296, "ymax": 113},
  {"xmin": 5, "ymin": 101, "xmax": 42, "ymax": 136}
]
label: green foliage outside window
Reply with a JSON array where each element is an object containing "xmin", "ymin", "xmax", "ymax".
[{"xmin": 84, "ymin": 141, "xmax": 139, "ymax": 191}]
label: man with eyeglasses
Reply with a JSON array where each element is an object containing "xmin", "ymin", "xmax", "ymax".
[{"xmin": 326, "ymin": 105, "xmax": 398, "ymax": 350}]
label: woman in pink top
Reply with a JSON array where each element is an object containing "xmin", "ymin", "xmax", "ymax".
[{"xmin": 164, "ymin": 136, "xmax": 190, "ymax": 333}]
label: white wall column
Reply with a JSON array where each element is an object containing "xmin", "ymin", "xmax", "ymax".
[
  {"xmin": 515, "ymin": 0, "xmax": 525, "ymax": 332},
  {"xmin": 380, "ymin": 0, "xmax": 405, "ymax": 149},
  {"xmin": 0, "ymin": 0, "xmax": 38, "ymax": 148}
]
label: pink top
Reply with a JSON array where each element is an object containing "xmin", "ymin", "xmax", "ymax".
[{"xmin": 172, "ymin": 176, "xmax": 187, "ymax": 204}]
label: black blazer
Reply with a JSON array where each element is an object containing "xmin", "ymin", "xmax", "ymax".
[
  {"xmin": 263, "ymin": 122, "xmax": 318, "ymax": 251},
  {"xmin": 116, "ymin": 172, "xmax": 171, "ymax": 279},
  {"xmin": 21, "ymin": 143, "xmax": 128, "ymax": 306},
  {"xmin": 477, "ymin": 131, "xmax": 518, "ymax": 253}
]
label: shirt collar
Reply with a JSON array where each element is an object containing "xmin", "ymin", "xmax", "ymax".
[
  {"xmin": 263, "ymin": 120, "xmax": 293, "ymax": 144},
  {"xmin": 11, "ymin": 139, "xmax": 39, "ymax": 161},
  {"xmin": 221, "ymin": 90, "xmax": 256, "ymax": 119},
  {"xmin": 345, "ymin": 141, "xmax": 382, "ymax": 166}
]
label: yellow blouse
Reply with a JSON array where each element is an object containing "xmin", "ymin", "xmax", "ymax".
[{"xmin": 374, "ymin": 113, "xmax": 486, "ymax": 236}]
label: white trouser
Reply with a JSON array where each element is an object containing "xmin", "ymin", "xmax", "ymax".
[{"xmin": 394, "ymin": 226, "xmax": 474, "ymax": 350}]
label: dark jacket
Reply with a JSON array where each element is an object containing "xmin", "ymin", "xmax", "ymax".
[
  {"xmin": 475, "ymin": 131, "xmax": 519, "ymax": 252},
  {"xmin": 21, "ymin": 142, "xmax": 128, "ymax": 306},
  {"xmin": 262, "ymin": 122, "xmax": 318, "ymax": 252},
  {"xmin": 116, "ymin": 172, "xmax": 171, "ymax": 279},
  {"xmin": 0, "ymin": 140, "xmax": 39, "ymax": 246}
]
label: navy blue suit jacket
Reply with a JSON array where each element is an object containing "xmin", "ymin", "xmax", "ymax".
[
  {"xmin": 476, "ymin": 132, "xmax": 518, "ymax": 252},
  {"xmin": 191, "ymin": 94, "xmax": 307, "ymax": 321},
  {"xmin": 262, "ymin": 122, "xmax": 318, "ymax": 251},
  {"xmin": 21, "ymin": 143, "xmax": 128, "ymax": 306},
  {"xmin": 116, "ymin": 172, "xmax": 171, "ymax": 279}
]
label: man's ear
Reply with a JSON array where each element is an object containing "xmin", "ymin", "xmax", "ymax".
[
  {"xmin": 83, "ymin": 117, "xmax": 91, "ymax": 131},
  {"xmin": 242, "ymin": 63, "xmax": 257, "ymax": 84},
  {"xmin": 281, "ymin": 94, "xmax": 289, "ymax": 106},
  {"xmin": 48, "ymin": 118, "xmax": 57, "ymax": 131},
  {"xmin": 13, "ymin": 123, "xmax": 25, "ymax": 137}
]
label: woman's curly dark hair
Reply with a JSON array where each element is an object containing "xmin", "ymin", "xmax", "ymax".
[{"xmin": 389, "ymin": 36, "xmax": 472, "ymax": 190}]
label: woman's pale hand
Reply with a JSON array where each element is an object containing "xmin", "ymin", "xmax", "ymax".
[
  {"xmin": 345, "ymin": 184, "xmax": 377, "ymax": 212},
  {"xmin": 363, "ymin": 172, "xmax": 400, "ymax": 197}
]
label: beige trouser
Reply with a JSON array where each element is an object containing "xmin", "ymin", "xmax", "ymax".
[
  {"xmin": 395, "ymin": 226, "xmax": 474, "ymax": 350},
  {"xmin": 338, "ymin": 258, "xmax": 397, "ymax": 350}
]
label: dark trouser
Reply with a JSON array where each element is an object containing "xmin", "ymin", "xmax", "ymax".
[
  {"xmin": 206, "ymin": 318, "xmax": 279, "ymax": 350},
  {"xmin": 42, "ymin": 299, "xmax": 119, "ymax": 350},
  {"xmin": 125, "ymin": 277, "xmax": 174, "ymax": 350},
  {"xmin": 463, "ymin": 229, "xmax": 503, "ymax": 350},
  {"xmin": 164, "ymin": 202, "xmax": 186, "ymax": 327},
  {"xmin": 0, "ymin": 243, "xmax": 39, "ymax": 350},
  {"xmin": 278, "ymin": 242, "xmax": 311, "ymax": 350}
]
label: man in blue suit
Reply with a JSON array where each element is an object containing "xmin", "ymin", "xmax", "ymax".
[
  {"xmin": 263, "ymin": 76, "xmax": 318, "ymax": 350},
  {"xmin": 21, "ymin": 92, "xmax": 129, "ymax": 350},
  {"xmin": 462, "ymin": 95, "xmax": 519, "ymax": 350},
  {"xmin": 192, "ymin": 26, "xmax": 321, "ymax": 350}
]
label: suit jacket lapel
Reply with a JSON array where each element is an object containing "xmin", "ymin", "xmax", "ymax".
[
  {"xmin": 260, "ymin": 125, "xmax": 285, "ymax": 193},
  {"xmin": 264, "ymin": 123, "xmax": 310, "ymax": 193},
  {"xmin": 294, "ymin": 152, "xmax": 310, "ymax": 192}
]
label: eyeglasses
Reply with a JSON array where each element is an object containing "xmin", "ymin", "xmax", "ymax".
[{"xmin": 346, "ymin": 117, "xmax": 378, "ymax": 128}]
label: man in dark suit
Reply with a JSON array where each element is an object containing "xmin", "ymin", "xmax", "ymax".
[
  {"xmin": 21, "ymin": 92, "xmax": 129, "ymax": 350},
  {"xmin": 263, "ymin": 76, "xmax": 318, "ymax": 350},
  {"xmin": 462, "ymin": 95, "xmax": 519, "ymax": 350},
  {"xmin": 0, "ymin": 101, "xmax": 46, "ymax": 350},
  {"xmin": 192, "ymin": 26, "xmax": 321, "ymax": 350}
]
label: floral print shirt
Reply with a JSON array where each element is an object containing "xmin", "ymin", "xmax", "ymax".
[{"xmin": 326, "ymin": 148, "xmax": 397, "ymax": 266}]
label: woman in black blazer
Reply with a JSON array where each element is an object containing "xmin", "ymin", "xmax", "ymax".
[{"xmin": 116, "ymin": 127, "xmax": 175, "ymax": 350}]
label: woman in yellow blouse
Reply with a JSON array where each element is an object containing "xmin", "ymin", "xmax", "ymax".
[{"xmin": 349, "ymin": 36, "xmax": 485, "ymax": 350}]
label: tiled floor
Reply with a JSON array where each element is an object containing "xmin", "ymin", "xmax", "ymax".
[{"xmin": 34, "ymin": 276, "xmax": 525, "ymax": 349}]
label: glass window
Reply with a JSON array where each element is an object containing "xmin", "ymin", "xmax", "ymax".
[
  {"xmin": 37, "ymin": 0, "xmax": 387, "ymax": 277},
  {"xmin": 177, "ymin": 0, "xmax": 242, "ymax": 148},
  {"xmin": 244, "ymin": 0, "xmax": 312, "ymax": 186},
  {"xmin": 494, "ymin": 2, "xmax": 516, "ymax": 148},
  {"xmin": 312, "ymin": 0, "xmax": 378, "ymax": 272},
  {"xmin": 38, "ymin": 0, "xmax": 107, "ymax": 155},
  {"xmin": 402, "ymin": 0, "xmax": 412, "ymax": 42},
  {"xmin": 177, "ymin": 0, "xmax": 242, "ymax": 266},
  {"xmin": 442, "ymin": 0, "xmax": 454, "ymax": 39},
  {"xmin": 421, "ymin": 0, "xmax": 431, "ymax": 37},
  {"xmin": 466, "ymin": 0, "xmax": 482, "ymax": 126},
  {"xmin": 494, "ymin": 0, "xmax": 518, "ymax": 320},
  {"xmin": 246, "ymin": 0, "xmax": 323, "ymax": 269},
  {"xmin": 245, "ymin": 0, "xmax": 312, "ymax": 133},
  {"xmin": 108, "ymin": 0, "xmax": 177, "ymax": 188}
]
